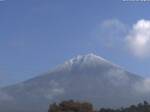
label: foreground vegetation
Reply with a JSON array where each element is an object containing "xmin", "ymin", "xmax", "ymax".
[{"xmin": 48, "ymin": 100, "xmax": 150, "ymax": 112}]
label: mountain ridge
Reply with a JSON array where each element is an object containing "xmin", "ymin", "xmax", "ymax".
[{"xmin": 0, "ymin": 53, "xmax": 148, "ymax": 112}]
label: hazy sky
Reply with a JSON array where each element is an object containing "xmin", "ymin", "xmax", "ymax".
[{"xmin": 1, "ymin": 0, "xmax": 150, "ymax": 87}]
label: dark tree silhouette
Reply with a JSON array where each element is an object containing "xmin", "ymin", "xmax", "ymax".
[
  {"xmin": 48, "ymin": 100, "xmax": 150, "ymax": 112},
  {"xmin": 48, "ymin": 100, "xmax": 94, "ymax": 112}
]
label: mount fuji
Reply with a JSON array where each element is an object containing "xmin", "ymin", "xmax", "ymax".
[{"xmin": 0, "ymin": 53, "xmax": 149, "ymax": 112}]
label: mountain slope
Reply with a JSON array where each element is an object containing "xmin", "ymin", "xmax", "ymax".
[{"xmin": 0, "ymin": 54, "xmax": 148, "ymax": 112}]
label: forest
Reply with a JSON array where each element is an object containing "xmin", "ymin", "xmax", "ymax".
[{"xmin": 48, "ymin": 100, "xmax": 150, "ymax": 112}]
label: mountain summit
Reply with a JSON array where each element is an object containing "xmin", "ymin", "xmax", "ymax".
[
  {"xmin": 63, "ymin": 53, "xmax": 112, "ymax": 67},
  {"xmin": 56, "ymin": 53, "xmax": 119, "ymax": 74},
  {"xmin": 67, "ymin": 53, "xmax": 108, "ymax": 64},
  {"xmin": 0, "ymin": 54, "xmax": 148, "ymax": 112}
]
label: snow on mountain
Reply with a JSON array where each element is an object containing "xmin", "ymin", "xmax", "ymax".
[
  {"xmin": 59, "ymin": 53, "xmax": 119, "ymax": 69},
  {"xmin": 0, "ymin": 54, "xmax": 149, "ymax": 112}
]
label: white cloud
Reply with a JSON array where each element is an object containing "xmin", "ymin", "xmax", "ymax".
[
  {"xmin": 126, "ymin": 19, "xmax": 150, "ymax": 58},
  {"xmin": 95, "ymin": 19, "xmax": 150, "ymax": 58},
  {"xmin": 134, "ymin": 78, "xmax": 150, "ymax": 94}
]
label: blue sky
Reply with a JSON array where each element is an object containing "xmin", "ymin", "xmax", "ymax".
[{"xmin": 1, "ymin": 0, "xmax": 150, "ymax": 87}]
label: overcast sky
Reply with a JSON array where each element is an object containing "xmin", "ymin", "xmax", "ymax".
[{"xmin": 1, "ymin": 0, "xmax": 150, "ymax": 87}]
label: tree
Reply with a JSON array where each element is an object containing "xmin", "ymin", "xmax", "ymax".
[
  {"xmin": 48, "ymin": 100, "xmax": 94, "ymax": 112},
  {"xmin": 48, "ymin": 100, "xmax": 150, "ymax": 112}
]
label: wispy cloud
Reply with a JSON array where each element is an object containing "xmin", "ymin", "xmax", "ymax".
[
  {"xmin": 44, "ymin": 80, "xmax": 65, "ymax": 100},
  {"xmin": 96, "ymin": 19, "xmax": 128, "ymax": 49}
]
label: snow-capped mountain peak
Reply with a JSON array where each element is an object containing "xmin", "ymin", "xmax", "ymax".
[
  {"xmin": 64, "ymin": 53, "xmax": 111, "ymax": 67},
  {"xmin": 0, "ymin": 54, "xmax": 145, "ymax": 112}
]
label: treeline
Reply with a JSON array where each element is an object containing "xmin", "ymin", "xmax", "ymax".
[{"xmin": 48, "ymin": 100, "xmax": 150, "ymax": 112}]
